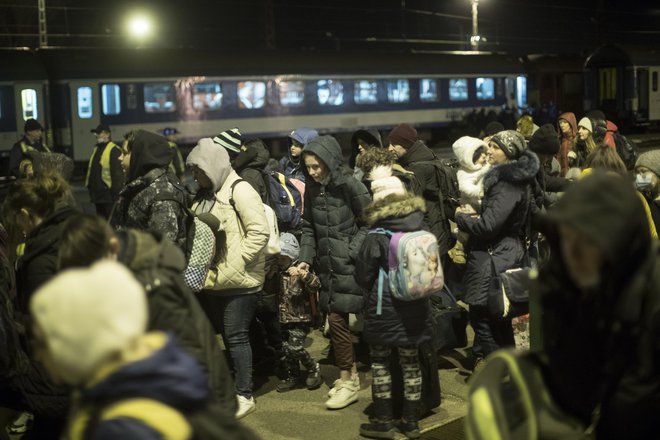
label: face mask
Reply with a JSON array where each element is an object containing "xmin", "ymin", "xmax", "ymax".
[{"xmin": 635, "ymin": 173, "xmax": 653, "ymax": 191}]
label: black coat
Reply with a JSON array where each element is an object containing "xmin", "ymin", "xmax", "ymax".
[
  {"xmin": 456, "ymin": 150, "xmax": 539, "ymax": 306},
  {"xmin": 300, "ymin": 136, "xmax": 372, "ymax": 314},
  {"xmin": 118, "ymin": 230, "xmax": 237, "ymax": 416},
  {"xmin": 235, "ymin": 140, "xmax": 270, "ymax": 204},
  {"xmin": 398, "ymin": 140, "xmax": 452, "ymax": 255},
  {"xmin": 356, "ymin": 195, "xmax": 433, "ymax": 346}
]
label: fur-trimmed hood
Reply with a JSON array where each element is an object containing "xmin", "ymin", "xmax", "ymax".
[
  {"xmin": 483, "ymin": 149, "xmax": 540, "ymax": 191},
  {"xmin": 364, "ymin": 194, "xmax": 426, "ymax": 226}
]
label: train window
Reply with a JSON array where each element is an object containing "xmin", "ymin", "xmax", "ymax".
[
  {"xmin": 449, "ymin": 79, "xmax": 468, "ymax": 101},
  {"xmin": 354, "ymin": 80, "xmax": 378, "ymax": 104},
  {"xmin": 516, "ymin": 76, "xmax": 527, "ymax": 108},
  {"xmin": 420, "ymin": 79, "xmax": 438, "ymax": 102},
  {"xmin": 144, "ymin": 83, "xmax": 176, "ymax": 113},
  {"xmin": 77, "ymin": 87, "xmax": 93, "ymax": 119},
  {"xmin": 101, "ymin": 84, "xmax": 121, "ymax": 115},
  {"xmin": 21, "ymin": 89, "xmax": 38, "ymax": 121},
  {"xmin": 317, "ymin": 80, "xmax": 344, "ymax": 106},
  {"xmin": 279, "ymin": 81, "xmax": 305, "ymax": 107},
  {"xmin": 193, "ymin": 82, "xmax": 222, "ymax": 111},
  {"xmin": 653, "ymin": 72, "xmax": 658, "ymax": 92},
  {"xmin": 127, "ymin": 84, "xmax": 137, "ymax": 110},
  {"xmin": 387, "ymin": 80, "xmax": 410, "ymax": 103},
  {"xmin": 476, "ymin": 78, "xmax": 495, "ymax": 100},
  {"xmin": 237, "ymin": 81, "xmax": 266, "ymax": 109}
]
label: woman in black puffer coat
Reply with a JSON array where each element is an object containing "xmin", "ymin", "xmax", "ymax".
[{"xmin": 455, "ymin": 130, "xmax": 539, "ymax": 366}]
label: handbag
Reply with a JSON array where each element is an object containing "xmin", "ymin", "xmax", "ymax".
[{"xmin": 430, "ymin": 285, "xmax": 469, "ymax": 352}]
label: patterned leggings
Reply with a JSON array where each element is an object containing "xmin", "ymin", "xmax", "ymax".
[
  {"xmin": 370, "ymin": 344, "xmax": 422, "ymax": 401},
  {"xmin": 282, "ymin": 325, "xmax": 316, "ymax": 371}
]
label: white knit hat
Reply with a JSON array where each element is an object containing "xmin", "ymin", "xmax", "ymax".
[
  {"xmin": 578, "ymin": 117, "xmax": 593, "ymax": 133},
  {"xmin": 369, "ymin": 165, "xmax": 406, "ymax": 201},
  {"xmin": 30, "ymin": 260, "xmax": 148, "ymax": 386}
]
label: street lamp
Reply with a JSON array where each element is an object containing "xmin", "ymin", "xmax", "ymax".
[{"xmin": 126, "ymin": 13, "xmax": 153, "ymax": 43}]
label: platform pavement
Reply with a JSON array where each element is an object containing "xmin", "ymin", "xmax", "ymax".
[{"xmin": 239, "ymin": 328, "xmax": 472, "ymax": 440}]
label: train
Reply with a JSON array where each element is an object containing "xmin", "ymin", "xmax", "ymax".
[{"xmin": 0, "ymin": 48, "xmax": 526, "ymax": 164}]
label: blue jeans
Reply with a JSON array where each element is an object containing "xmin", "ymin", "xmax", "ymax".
[{"xmin": 202, "ymin": 293, "xmax": 257, "ymax": 398}]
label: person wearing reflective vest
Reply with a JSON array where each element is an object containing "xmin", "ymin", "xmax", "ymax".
[
  {"xmin": 9, "ymin": 118, "xmax": 51, "ymax": 178},
  {"xmin": 85, "ymin": 124, "xmax": 124, "ymax": 219},
  {"xmin": 162, "ymin": 127, "xmax": 186, "ymax": 181}
]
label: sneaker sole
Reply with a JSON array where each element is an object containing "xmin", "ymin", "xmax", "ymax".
[
  {"xmin": 325, "ymin": 394, "xmax": 358, "ymax": 410},
  {"xmin": 235, "ymin": 405, "xmax": 256, "ymax": 420}
]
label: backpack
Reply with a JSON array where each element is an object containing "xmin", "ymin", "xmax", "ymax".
[
  {"xmin": 418, "ymin": 158, "xmax": 461, "ymax": 220},
  {"xmin": 229, "ymin": 179, "xmax": 280, "ymax": 256},
  {"xmin": 612, "ymin": 132, "xmax": 639, "ymax": 170},
  {"xmin": 261, "ymin": 170, "xmax": 303, "ymax": 231},
  {"xmin": 370, "ymin": 228, "xmax": 444, "ymax": 315}
]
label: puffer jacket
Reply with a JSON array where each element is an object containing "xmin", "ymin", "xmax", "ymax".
[
  {"xmin": 117, "ymin": 229, "xmax": 236, "ymax": 415},
  {"xmin": 398, "ymin": 140, "xmax": 453, "ymax": 255},
  {"xmin": 234, "ymin": 139, "xmax": 270, "ymax": 203},
  {"xmin": 557, "ymin": 112, "xmax": 577, "ymax": 177},
  {"xmin": 300, "ymin": 135, "xmax": 371, "ymax": 314},
  {"xmin": 187, "ymin": 140, "xmax": 269, "ymax": 294},
  {"xmin": 456, "ymin": 149, "xmax": 540, "ymax": 306},
  {"xmin": 111, "ymin": 130, "xmax": 186, "ymax": 249},
  {"xmin": 356, "ymin": 195, "xmax": 433, "ymax": 346}
]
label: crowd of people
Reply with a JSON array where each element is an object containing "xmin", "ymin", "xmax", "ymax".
[{"xmin": 1, "ymin": 106, "xmax": 660, "ymax": 439}]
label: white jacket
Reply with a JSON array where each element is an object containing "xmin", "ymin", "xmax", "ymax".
[{"xmin": 452, "ymin": 136, "xmax": 491, "ymax": 210}]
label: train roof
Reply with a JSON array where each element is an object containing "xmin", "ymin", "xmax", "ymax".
[
  {"xmin": 585, "ymin": 44, "xmax": 660, "ymax": 68},
  {"xmin": 26, "ymin": 48, "xmax": 523, "ymax": 80}
]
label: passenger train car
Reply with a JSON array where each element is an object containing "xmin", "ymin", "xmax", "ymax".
[{"xmin": 0, "ymin": 48, "xmax": 526, "ymax": 163}]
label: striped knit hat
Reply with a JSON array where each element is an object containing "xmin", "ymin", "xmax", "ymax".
[{"xmin": 213, "ymin": 128, "xmax": 242, "ymax": 155}]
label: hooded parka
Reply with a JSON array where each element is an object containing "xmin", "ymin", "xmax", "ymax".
[{"xmin": 557, "ymin": 112, "xmax": 577, "ymax": 177}]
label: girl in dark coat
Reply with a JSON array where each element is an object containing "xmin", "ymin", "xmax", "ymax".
[
  {"xmin": 295, "ymin": 135, "xmax": 371, "ymax": 410},
  {"xmin": 455, "ymin": 130, "xmax": 539, "ymax": 366},
  {"xmin": 355, "ymin": 165, "xmax": 434, "ymax": 439}
]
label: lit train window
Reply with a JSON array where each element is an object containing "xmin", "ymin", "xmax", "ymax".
[
  {"xmin": 354, "ymin": 80, "xmax": 378, "ymax": 104},
  {"xmin": 280, "ymin": 81, "xmax": 305, "ymax": 107},
  {"xmin": 317, "ymin": 80, "xmax": 344, "ymax": 106},
  {"xmin": 476, "ymin": 78, "xmax": 495, "ymax": 100},
  {"xmin": 516, "ymin": 76, "xmax": 527, "ymax": 108},
  {"xmin": 237, "ymin": 81, "xmax": 266, "ymax": 109},
  {"xmin": 144, "ymin": 83, "xmax": 176, "ymax": 113},
  {"xmin": 193, "ymin": 82, "xmax": 222, "ymax": 111},
  {"xmin": 102, "ymin": 84, "xmax": 121, "ymax": 115},
  {"xmin": 449, "ymin": 79, "xmax": 468, "ymax": 101},
  {"xmin": 387, "ymin": 80, "xmax": 410, "ymax": 103},
  {"xmin": 21, "ymin": 89, "xmax": 38, "ymax": 121},
  {"xmin": 77, "ymin": 87, "xmax": 93, "ymax": 119},
  {"xmin": 420, "ymin": 79, "xmax": 438, "ymax": 102}
]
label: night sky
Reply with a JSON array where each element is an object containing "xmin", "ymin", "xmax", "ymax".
[{"xmin": 1, "ymin": 0, "xmax": 659, "ymax": 56}]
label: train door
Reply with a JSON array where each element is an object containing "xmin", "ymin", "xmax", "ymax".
[
  {"xmin": 69, "ymin": 81, "xmax": 100, "ymax": 161},
  {"xmin": 14, "ymin": 82, "xmax": 46, "ymax": 142},
  {"xmin": 648, "ymin": 68, "xmax": 660, "ymax": 122}
]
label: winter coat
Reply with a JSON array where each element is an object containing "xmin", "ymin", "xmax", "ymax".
[
  {"xmin": 537, "ymin": 172, "xmax": 660, "ymax": 439},
  {"xmin": 279, "ymin": 155, "xmax": 306, "ymax": 182},
  {"xmin": 452, "ymin": 136, "xmax": 490, "ymax": 210},
  {"xmin": 300, "ymin": 136, "xmax": 371, "ymax": 314},
  {"xmin": 398, "ymin": 140, "xmax": 453, "ymax": 255},
  {"xmin": 111, "ymin": 130, "xmax": 186, "ymax": 249},
  {"xmin": 9, "ymin": 136, "xmax": 50, "ymax": 178},
  {"xmin": 456, "ymin": 150, "xmax": 540, "ymax": 306},
  {"xmin": 534, "ymin": 161, "xmax": 570, "ymax": 211},
  {"xmin": 268, "ymin": 263, "xmax": 321, "ymax": 325},
  {"xmin": 356, "ymin": 195, "xmax": 433, "ymax": 346},
  {"xmin": 86, "ymin": 141, "xmax": 124, "ymax": 204},
  {"xmin": 187, "ymin": 140, "xmax": 269, "ymax": 294},
  {"xmin": 117, "ymin": 229, "xmax": 236, "ymax": 415},
  {"xmin": 557, "ymin": 112, "xmax": 577, "ymax": 177},
  {"xmin": 235, "ymin": 140, "xmax": 270, "ymax": 204}
]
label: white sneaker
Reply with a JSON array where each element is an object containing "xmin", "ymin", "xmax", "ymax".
[
  {"xmin": 235, "ymin": 395, "xmax": 256, "ymax": 419},
  {"xmin": 325, "ymin": 379, "xmax": 359, "ymax": 409},
  {"xmin": 328, "ymin": 374, "xmax": 360, "ymax": 397}
]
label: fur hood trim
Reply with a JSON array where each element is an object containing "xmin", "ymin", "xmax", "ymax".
[
  {"xmin": 364, "ymin": 195, "xmax": 426, "ymax": 226},
  {"xmin": 483, "ymin": 149, "xmax": 540, "ymax": 191}
]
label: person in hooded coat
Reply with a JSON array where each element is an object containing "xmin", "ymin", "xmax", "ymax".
[
  {"xmin": 556, "ymin": 112, "xmax": 577, "ymax": 177},
  {"xmin": 295, "ymin": 135, "xmax": 371, "ymax": 410},
  {"xmin": 349, "ymin": 128, "xmax": 383, "ymax": 181},
  {"xmin": 234, "ymin": 138, "xmax": 271, "ymax": 203},
  {"xmin": 455, "ymin": 130, "xmax": 540, "ymax": 367},
  {"xmin": 536, "ymin": 172, "xmax": 660, "ymax": 440},
  {"xmin": 186, "ymin": 138, "xmax": 269, "ymax": 419},
  {"xmin": 111, "ymin": 130, "xmax": 187, "ymax": 250}
]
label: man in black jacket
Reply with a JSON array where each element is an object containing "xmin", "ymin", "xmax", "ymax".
[
  {"xmin": 9, "ymin": 119, "xmax": 50, "ymax": 178},
  {"xmin": 388, "ymin": 123, "xmax": 453, "ymax": 256}
]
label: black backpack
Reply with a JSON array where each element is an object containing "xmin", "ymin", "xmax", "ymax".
[
  {"xmin": 418, "ymin": 158, "xmax": 461, "ymax": 221},
  {"xmin": 613, "ymin": 132, "xmax": 639, "ymax": 170},
  {"xmin": 261, "ymin": 170, "xmax": 303, "ymax": 231}
]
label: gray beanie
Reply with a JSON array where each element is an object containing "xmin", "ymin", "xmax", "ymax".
[
  {"xmin": 491, "ymin": 130, "xmax": 527, "ymax": 160},
  {"xmin": 635, "ymin": 149, "xmax": 660, "ymax": 178},
  {"xmin": 279, "ymin": 232, "xmax": 300, "ymax": 260}
]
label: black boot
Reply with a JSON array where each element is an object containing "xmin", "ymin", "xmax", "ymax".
[
  {"xmin": 276, "ymin": 360, "xmax": 299, "ymax": 393},
  {"xmin": 399, "ymin": 400, "xmax": 421, "ymax": 439},
  {"xmin": 359, "ymin": 398, "xmax": 398, "ymax": 439}
]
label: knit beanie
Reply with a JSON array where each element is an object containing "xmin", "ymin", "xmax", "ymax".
[
  {"xmin": 30, "ymin": 260, "xmax": 147, "ymax": 386},
  {"xmin": 279, "ymin": 232, "xmax": 300, "ymax": 260},
  {"xmin": 213, "ymin": 127, "xmax": 242, "ymax": 156},
  {"xmin": 369, "ymin": 165, "xmax": 406, "ymax": 201},
  {"xmin": 491, "ymin": 130, "xmax": 527, "ymax": 160},
  {"xmin": 484, "ymin": 121, "xmax": 505, "ymax": 137},
  {"xmin": 388, "ymin": 124, "xmax": 417, "ymax": 149},
  {"xmin": 635, "ymin": 149, "xmax": 660, "ymax": 178},
  {"xmin": 529, "ymin": 124, "xmax": 560, "ymax": 156},
  {"xmin": 578, "ymin": 117, "xmax": 593, "ymax": 133}
]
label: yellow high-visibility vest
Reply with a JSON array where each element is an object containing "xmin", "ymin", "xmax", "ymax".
[
  {"xmin": 20, "ymin": 140, "xmax": 51, "ymax": 154},
  {"xmin": 85, "ymin": 142, "xmax": 120, "ymax": 188}
]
